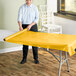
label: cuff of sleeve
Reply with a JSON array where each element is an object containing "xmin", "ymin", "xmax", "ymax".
[{"xmin": 17, "ymin": 19, "xmax": 22, "ymax": 23}]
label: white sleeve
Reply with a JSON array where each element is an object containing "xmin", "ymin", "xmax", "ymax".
[{"xmin": 17, "ymin": 7, "xmax": 23, "ymax": 23}]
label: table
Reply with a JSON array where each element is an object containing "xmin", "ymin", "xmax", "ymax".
[{"xmin": 4, "ymin": 28, "xmax": 76, "ymax": 76}]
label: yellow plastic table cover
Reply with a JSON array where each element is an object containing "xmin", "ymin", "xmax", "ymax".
[{"xmin": 3, "ymin": 28, "xmax": 76, "ymax": 56}]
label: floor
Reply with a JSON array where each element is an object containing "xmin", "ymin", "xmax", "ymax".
[{"xmin": 0, "ymin": 48, "xmax": 76, "ymax": 76}]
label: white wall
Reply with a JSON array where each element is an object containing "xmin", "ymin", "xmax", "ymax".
[
  {"xmin": 47, "ymin": 0, "xmax": 57, "ymax": 12},
  {"xmin": 47, "ymin": 0, "xmax": 76, "ymax": 35},
  {"xmin": 0, "ymin": 0, "xmax": 25, "ymax": 50},
  {"xmin": 0, "ymin": 0, "xmax": 25, "ymax": 31},
  {"xmin": 55, "ymin": 16, "xmax": 76, "ymax": 35}
]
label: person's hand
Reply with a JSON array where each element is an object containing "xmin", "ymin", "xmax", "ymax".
[
  {"xmin": 27, "ymin": 24, "xmax": 32, "ymax": 31},
  {"xmin": 19, "ymin": 26, "xmax": 23, "ymax": 31}
]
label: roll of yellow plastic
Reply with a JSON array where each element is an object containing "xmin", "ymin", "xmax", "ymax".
[{"xmin": 4, "ymin": 28, "xmax": 76, "ymax": 56}]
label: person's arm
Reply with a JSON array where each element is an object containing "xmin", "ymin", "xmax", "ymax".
[
  {"xmin": 33, "ymin": 6, "xmax": 39, "ymax": 24},
  {"xmin": 18, "ymin": 21, "xmax": 23, "ymax": 31},
  {"xmin": 26, "ymin": 22, "xmax": 35, "ymax": 31},
  {"xmin": 17, "ymin": 7, "xmax": 23, "ymax": 31},
  {"xmin": 27, "ymin": 6, "xmax": 39, "ymax": 31}
]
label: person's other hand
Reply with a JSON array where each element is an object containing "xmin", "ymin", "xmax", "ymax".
[
  {"xmin": 27, "ymin": 25, "xmax": 32, "ymax": 31},
  {"xmin": 19, "ymin": 26, "xmax": 23, "ymax": 31}
]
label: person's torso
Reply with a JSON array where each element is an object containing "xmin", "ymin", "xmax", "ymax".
[{"xmin": 21, "ymin": 3, "xmax": 36, "ymax": 24}]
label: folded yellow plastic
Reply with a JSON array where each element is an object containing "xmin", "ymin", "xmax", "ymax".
[{"xmin": 3, "ymin": 28, "xmax": 76, "ymax": 56}]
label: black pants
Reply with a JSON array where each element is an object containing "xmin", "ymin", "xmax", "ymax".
[{"xmin": 22, "ymin": 24, "xmax": 38, "ymax": 60}]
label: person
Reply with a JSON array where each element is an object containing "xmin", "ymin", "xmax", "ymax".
[{"xmin": 17, "ymin": 0, "xmax": 39, "ymax": 64}]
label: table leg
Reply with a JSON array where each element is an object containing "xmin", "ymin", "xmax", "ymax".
[
  {"xmin": 58, "ymin": 50, "xmax": 62, "ymax": 76},
  {"xmin": 65, "ymin": 52, "xmax": 69, "ymax": 72},
  {"xmin": 43, "ymin": 48, "xmax": 70, "ymax": 76}
]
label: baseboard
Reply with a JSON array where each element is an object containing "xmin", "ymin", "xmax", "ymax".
[{"xmin": 0, "ymin": 46, "xmax": 32, "ymax": 53}]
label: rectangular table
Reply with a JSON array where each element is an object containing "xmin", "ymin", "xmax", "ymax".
[{"xmin": 4, "ymin": 28, "xmax": 76, "ymax": 76}]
